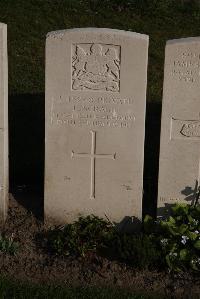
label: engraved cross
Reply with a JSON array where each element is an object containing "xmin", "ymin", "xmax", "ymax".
[{"xmin": 71, "ymin": 130, "xmax": 116, "ymax": 199}]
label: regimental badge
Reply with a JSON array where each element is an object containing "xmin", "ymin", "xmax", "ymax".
[
  {"xmin": 72, "ymin": 43, "xmax": 120, "ymax": 92},
  {"xmin": 180, "ymin": 121, "xmax": 200, "ymax": 137}
]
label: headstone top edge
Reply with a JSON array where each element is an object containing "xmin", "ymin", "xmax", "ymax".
[
  {"xmin": 166, "ymin": 36, "xmax": 200, "ymax": 46},
  {"xmin": 46, "ymin": 27, "xmax": 149, "ymax": 41},
  {"xmin": 0, "ymin": 23, "xmax": 7, "ymax": 34}
]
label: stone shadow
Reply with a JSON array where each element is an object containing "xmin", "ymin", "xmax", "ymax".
[
  {"xmin": 114, "ymin": 216, "xmax": 141, "ymax": 233},
  {"xmin": 9, "ymin": 93, "xmax": 44, "ymax": 219},
  {"xmin": 157, "ymin": 180, "xmax": 200, "ymax": 218},
  {"xmin": 181, "ymin": 180, "xmax": 200, "ymax": 205},
  {"xmin": 157, "ymin": 203, "xmax": 175, "ymax": 219},
  {"xmin": 143, "ymin": 101, "xmax": 162, "ymax": 218}
]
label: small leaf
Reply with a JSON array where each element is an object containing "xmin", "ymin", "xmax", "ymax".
[
  {"xmin": 169, "ymin": 216, "xmax": 176, "ymax": 225},
  {"xmin": 144, "ymin": 215, "xmax": 153, "ymax": 224},
  {"xmin": 180, "ymin": 249, "xmax": 189, "ymax": 261},
  {"xmin": 178, "ymin": 224, "xmax": 188, "ymax": 235},
  {"xmin": 190, "ymin": 259, "xmax": 200, "ymax": 271},
  {"xmin": 186, "ymin": 231, "xmax": 198, "ymax": 241},
  {"xmin": 194, "ymin": 240, "xmax": 200, "ymax": 250},
  {"xmin": 167, "ymin": 225, "xmax": 179, "ymax": 236},
  {"xmin": 172, "ymin": 203, "xmax": 188, "ymax": 216},
  {"xmin": 187, "ymin": 215, "xmax": 194, "ymax": 223},
  {"xmin": 143, "ymin": 215, "xmax": 155, "ymax": 233},
  {"xmin": 195, "ymin": 205, "xmax": 200, "ymax": 213},
  {"xmin": 166, "ymin": 254, "xmax": 174, "ymax": 270}
]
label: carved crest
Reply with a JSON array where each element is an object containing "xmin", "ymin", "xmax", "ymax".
[
  {"xmin": 72, "ymin": 43, "xmax": 120, "ymax": 92},
  {"xmin": 180, "ymin": 121, "xmax": 200, "ymax": 137}
]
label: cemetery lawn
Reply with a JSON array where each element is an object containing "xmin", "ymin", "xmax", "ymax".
[
  {"xmin": 0, "ymin": 276, "xmax": 162, "ymax": 299},
  {"xmin": 0, "ymin": 195, "xmax": 199, "ymax": 299}
]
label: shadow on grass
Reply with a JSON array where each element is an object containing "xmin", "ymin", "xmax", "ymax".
[{"xmin": 9, "ymin": 93, "xmax": 44, "ymax": 219}]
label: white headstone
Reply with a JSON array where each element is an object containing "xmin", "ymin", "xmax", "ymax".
[
  {"xmin": 158, "ymin": 37, "xmax": 200, "ymax": 216},
  {"xmin": 0, "ymin": 23, "xmax": 8, "ymax": 224},
  {"xmin": 45, "ymin": 28, "xmax": 148, "ymax": 229}
]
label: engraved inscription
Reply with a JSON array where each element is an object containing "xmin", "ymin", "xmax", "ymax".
[
  {"xmin": 71, "ymin": 131, "xmax": 116, "ymax": 199},
  {"xmin": 171, "ymin": 51, "xmax": 200, "ymax": 83},
  {"xmin": 171, "ymin": 118, "xmax": 200, "ymax": 140},
  {"xmin": 51, "ymin": 96, "xmax": 135, "ymax": 129},
  {"xmin": 72, "ymin": 43, "xmax": 120, "ymax": 92},
  {"xmin": 180, "ymin": 121, "xmax": 200, "ymax": 137},
  {"xmin": 159, "ymin": 197, "xmax": 187, "ymax": 203}
]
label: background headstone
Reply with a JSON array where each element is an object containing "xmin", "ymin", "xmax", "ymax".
[
  {"xmin": 45, "ymin": 28, "xmax": 148, "ymax": 229},
  {"xmin": 158, "ymin": 37, "xmax": 200, "ymax": 217},
  {"xmin": 0, "ymin": 23, "xmax": 8, "ymax": 224}
]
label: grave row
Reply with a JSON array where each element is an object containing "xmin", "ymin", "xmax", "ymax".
[{"xmin": 1, "ymin": 24, "xmax": 199, "ymax": 230}]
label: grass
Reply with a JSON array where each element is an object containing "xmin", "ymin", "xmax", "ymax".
[
  {"xmin": 0, "ymin": 276, "xmax": 164, "ymax": 299},
  {"xmin": 0, "ymin": 0, "xmax": 199, "ymax": 100}
]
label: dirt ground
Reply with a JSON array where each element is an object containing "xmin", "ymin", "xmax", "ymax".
[{"xmin": 1, "ymin": 191, "xmax": 200, "ymax": 299}]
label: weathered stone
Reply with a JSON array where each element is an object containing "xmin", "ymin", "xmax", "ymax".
[
  {"xmin": 158, "ymin": 37, "xmax": 200, "ymax": 217},
  {"xmin": 45, "ymin": 28, "xmax": 148, "ymax": 230},
  {"xmin": 0, "ymin": 23, "xmax": 8, "ymax": 224}
]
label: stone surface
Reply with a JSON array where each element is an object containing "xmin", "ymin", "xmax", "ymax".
[
  {"xmin": 45, "ymin": 28, "xmax": 148, "ymax": 229},
  {"xmin": 158, "ymin": 37, "xmax": 200, "ymax": 217},
  {"xmin": 0, "ymin": 23, "xmax": 8, "ymax": 224}
]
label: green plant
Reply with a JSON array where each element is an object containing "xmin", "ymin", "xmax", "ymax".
[
  {"xmin": 0, "ymin": 233, "xmax": 19, "ymax": 255},
  {"xmin": 46, "ymin": 204, "xmax": 200, "ymax": 272},
  {"xmin": 46, "ymin": 215, "xmax": 164, "ymax": 270},
  {"xmin": 144, "ymin": 203, "xmax": 200, "ymax": 272},
  {"xmin": 47, "ymin": 215, "xmax": 114, "ymax": 257},
  {"xmin": 110, "ymin": 232, "xmax": 164, "ymax": 270}
]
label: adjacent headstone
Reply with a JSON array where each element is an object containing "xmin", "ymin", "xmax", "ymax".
[
  {"xmin": 0, "ymin": 23, "xmax": 8, "ymax": 224},
  {"xmin": 45, "ymin": 28, "xmax": 148, "ymax": 229},
  {"xmin": 158, "ymin": 37, "xmax": 200, "ymax": 217}
]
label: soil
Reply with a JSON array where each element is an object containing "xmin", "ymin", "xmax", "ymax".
[{"xmin": 1, "ymin": 189, "xmax": 200, "ymax": 299}]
